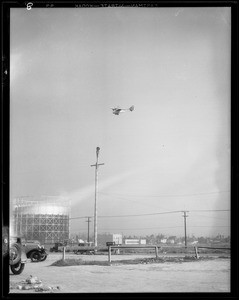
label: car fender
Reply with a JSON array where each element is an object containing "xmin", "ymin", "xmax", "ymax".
[
  {"xmin": 9, "ymin": 243, "xmax": 21, "ymax": 265},
  {"xmin": 26, "ymin": 249, "xmax": 38, "ymax": 258}
]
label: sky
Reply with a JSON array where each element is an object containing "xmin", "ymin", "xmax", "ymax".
[{"xmin": 10, "ymin": 7, "xmax": 231, "ymax": 238}]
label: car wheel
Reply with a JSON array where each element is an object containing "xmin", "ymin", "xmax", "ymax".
[
  {"xmin": 30, "ymin": 251, "xmax": 41, "ymax": 262},
  {"xmin": 40, "ymin": 254, "xmax": 47, "ymax": 261},
  {"xmin": 10, "ymin": 262, "xmax": 25, "ymax": 275},
  {"xmin": 9, "ymin": 243, "xmax": 21, "ymax": 265}
]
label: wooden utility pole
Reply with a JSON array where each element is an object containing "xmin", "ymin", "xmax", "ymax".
[
  {"xmin": 91, "ymin": 147, "xmax": 104, "ymax": 248},
  {"xmin": 86, "ymin": 217, "xmax": 91, "ymax": 244},
  {"xmin": 182, "ymin": 211, "xmax": 189, "ymax": 248}
]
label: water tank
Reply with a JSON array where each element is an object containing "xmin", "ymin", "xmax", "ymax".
[{"xmin": 11, "ymin": 196, "xmax": 70, "ymax": 245}]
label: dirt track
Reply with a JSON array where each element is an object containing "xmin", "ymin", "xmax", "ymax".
[{"xmin": 9, "ymin": 253, "xmax": 230, "ymax": 293}]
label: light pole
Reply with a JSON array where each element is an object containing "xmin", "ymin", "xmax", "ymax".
[
  {"xmin": 91, "ymin": 147, "xmax": 104, "ymax": 247},
  {"xmin": 182, "ymin": 211, "xmax": 189, "ymax": 248},
  {"xmin": 86, "ymin": 217, "xmax": 91, "ymax": 244}
]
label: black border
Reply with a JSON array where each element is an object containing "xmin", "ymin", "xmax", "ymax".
[{"xmin": 1, "ymin": 1, "xmax": 238, "ymax": 299}]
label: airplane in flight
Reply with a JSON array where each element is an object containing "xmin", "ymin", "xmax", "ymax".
[{"xmin": 111, "ymin": 105, "xmax": 134, "ymax": 115}]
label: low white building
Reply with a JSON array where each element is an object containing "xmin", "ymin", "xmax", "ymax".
[
  {"xmin": 124, "ymin": 239, "xmax": 139, "ymax": 245},
  {"xmin": 140, "ymin": 239, "xmax": 146, "ymax": 245},
  {"xmin": 124, "ymin": 239, "xmax": 147, "ymax": 245},
  {"xmin": 113, "ymin": 234, "xmax": 122, "ymax": 245}
]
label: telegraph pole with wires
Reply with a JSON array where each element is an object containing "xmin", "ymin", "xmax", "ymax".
[
  {"xmin": 91, "ymin": 147, "xmax": 104, "ymax": 248},
  {"xmin": 85, "ymin": 217, "xmax": 91, "ymax": 244},
  {"xmin": 182, "ymin": 211, "xmax": 189, "ymax": 248}
]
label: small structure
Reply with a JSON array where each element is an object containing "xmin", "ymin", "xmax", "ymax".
[
  {"xmin": 112, "ymin": 234, "xmax": 122, "ymax": 245},
  {"xmin": 140, "ymin": 239, "xmax": 146, "ymax": 245},
  {"xmin": 124, "ymin": 239, "xmax": 147, "ymax": 245},
  {"xmin": 124, "ymin": 239, "xmax": 140, "ymax": 245}
]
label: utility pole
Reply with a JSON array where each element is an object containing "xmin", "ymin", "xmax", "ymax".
[
  {"xmin": 182, "ymin": 211, "xmax": 189, "ymax": 248},
  {"xmin": 91, "ymin": 147, "xmax": 104, "ymax": 248},
  {"xmin": 85, "ymin": 217, "xmax": 91, "ymax": 244}
]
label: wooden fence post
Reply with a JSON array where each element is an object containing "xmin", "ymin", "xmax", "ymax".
[
  {"xmin": 155, "ymin": 246, "xmax": 158, "ymax": 259},
  {"xmin": 194, "ymin": 246, "xmax": 199, "ymax": 259},
  {"xmin": 62, "ymin": 246, "xmax": 66, "ymax": 261},
  {"xmin": 108, "ymin": 246, "xmax": 111, "ymax": 263}
]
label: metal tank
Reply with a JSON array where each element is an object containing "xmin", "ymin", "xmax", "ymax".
[{"xmin": 12, "ymin": 196, "xmax": 70, "ymax": 244}]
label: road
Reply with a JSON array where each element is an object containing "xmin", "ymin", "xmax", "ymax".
[{"xmin": 9, "ymin": 252, "xmax": 230, "ymax": 293}]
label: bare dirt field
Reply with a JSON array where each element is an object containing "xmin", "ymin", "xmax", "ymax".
[{"xmin": 9, "ymin": 252, "xmax": 230, "ymax": 293}]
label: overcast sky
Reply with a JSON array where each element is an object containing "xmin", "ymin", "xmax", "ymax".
[{"xmin": 10, "ymin": 7, "xmax": 230, "ymax": 237}]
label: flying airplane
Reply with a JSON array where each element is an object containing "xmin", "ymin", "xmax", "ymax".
[{"xmin": 111, "ymin": 105, "xmax": 134, "ymax": 115}]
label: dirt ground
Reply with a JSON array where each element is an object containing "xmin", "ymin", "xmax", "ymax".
[{"xmin": 9, "ymin": 252, "xmax": 230, "ymax": 293}]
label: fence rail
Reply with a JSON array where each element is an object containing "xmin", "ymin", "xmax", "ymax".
[
  {"xmin": 194, "ymin": 246, "xmax": 230, "ymax": 259},
  {"xmin": 197, "ymin": 246, "xmax": 231, "ymax": 250},
  {"xmin": 108, "ymin": 245, "xmax": 159, "ymax": 263}
]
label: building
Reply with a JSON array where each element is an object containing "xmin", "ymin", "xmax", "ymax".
[
  {"xmin": 112, "ymin": 234, "xmax": 122, "ymax": 245},
  {"xmin": 11, "ymin": 196, "xmax": 70, "ymax": 244},
  {"xmin": 124, "ymin": 239, "xmax": 147, "ymax": 245}
]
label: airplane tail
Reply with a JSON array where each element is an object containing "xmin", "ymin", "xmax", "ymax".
[{"xmin": 129, "ymin": 105, "xmax": 134, "ymax": 111}]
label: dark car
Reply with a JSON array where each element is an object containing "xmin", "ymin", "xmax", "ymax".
[
  {"xmin": 24, "ymin": 240, "xmax": 48, "ymax": 262},
  {"xmin": 50, "ymin": 242, "xmax": 67, "ymax": 252},
  {"xmin": 9, "ymin": 236, "xmax": 28, "ymax": 274},
  {"xmin": 106, "ymin": 241, "xmax": 116, "ymax": 246}
]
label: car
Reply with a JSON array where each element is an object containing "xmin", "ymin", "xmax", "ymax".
[
  {"xmin": 106, "ymin": 242, "xmax": 116, "ymax": 246},
  {"xmin": 9, "ymin": 236, "xmax": 28, "ymax": 275},
  {"xmin": 50, "ymin": 242, "xmax": 68, "ymax": 252},
  {"xmin": 24, "ymin": 240, "xmax": 48, "ymax": 262}
]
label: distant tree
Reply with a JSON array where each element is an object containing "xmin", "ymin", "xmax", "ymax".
[
  {"xmin": 175, "ymin": 236, "xmax": 183, "ymax": 244},
  {"xmin": 156, "ymin": 234, "xmax": 165, "ymax": 243},
  {"xmin": 126, "ymin": 235, "xmax": 133, "ymax": 239},
  {"xmin": 147, "ymin": 234, "xmax": 156, "ymax": 244},
  {"xmin": 224, "ymin": 236, "xmax": 230, "ymax": 243},
  {"xmin": 198, "ymin": 236, "xmax": 207, "ymax": 244},
  {"xmin": 98, "ymin": 233, "xmax": 114, "ymax": 246}
]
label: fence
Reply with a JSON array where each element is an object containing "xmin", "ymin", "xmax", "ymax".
[
  {"xmin": 108, "ymin": 245, "xmax": 159, "ymax": 263},
  {"xmin": 60, "ymin": 245, "xmax": 231, "ymax": 262},
  {"xmin": 194, "ymin": 246, "xmax": 230, "ymax": 259}
]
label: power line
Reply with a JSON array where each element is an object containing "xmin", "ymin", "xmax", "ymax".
[
  {"xmin": 96, "ymin": 225, "xmax": 230, "ymax": 231},
  {"xmin": 70, "ymin": 216, "xmax": 93, "ymax": 220},
  {"xmin": 191, "ymin": 213, "xmax": 229, "ymax": 220},
  {"xmin": 99, "ymin": 194, "xmax": 169, "ymax": 210},
  {"xmin": 69, "ymin": 209, "xmax": 229, "ymax": 220},
  {"xmin": 98, "ymin": 210, "xmax": 183, "ymax": 218},
  {"xmin": 190, "ymin": 209, "xmax": 230, "ymax": 212},
  {"xmin": 98, "ymin": 226, "xmax": 184, "ymax": 230},
  {"xmin": 99, "ymin": 193, "xmax": 231, "ymax": 212},
  {"xmin": 71, "ymin": 224, "xmax": 230, "ymax": 232},
  {"xmin": 99, "ymin": 190, "xmax": 230, "ymax": 198},
  {"xmin": 189, "ymin": 225, "xmax": 230, "ymax": 227}
]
